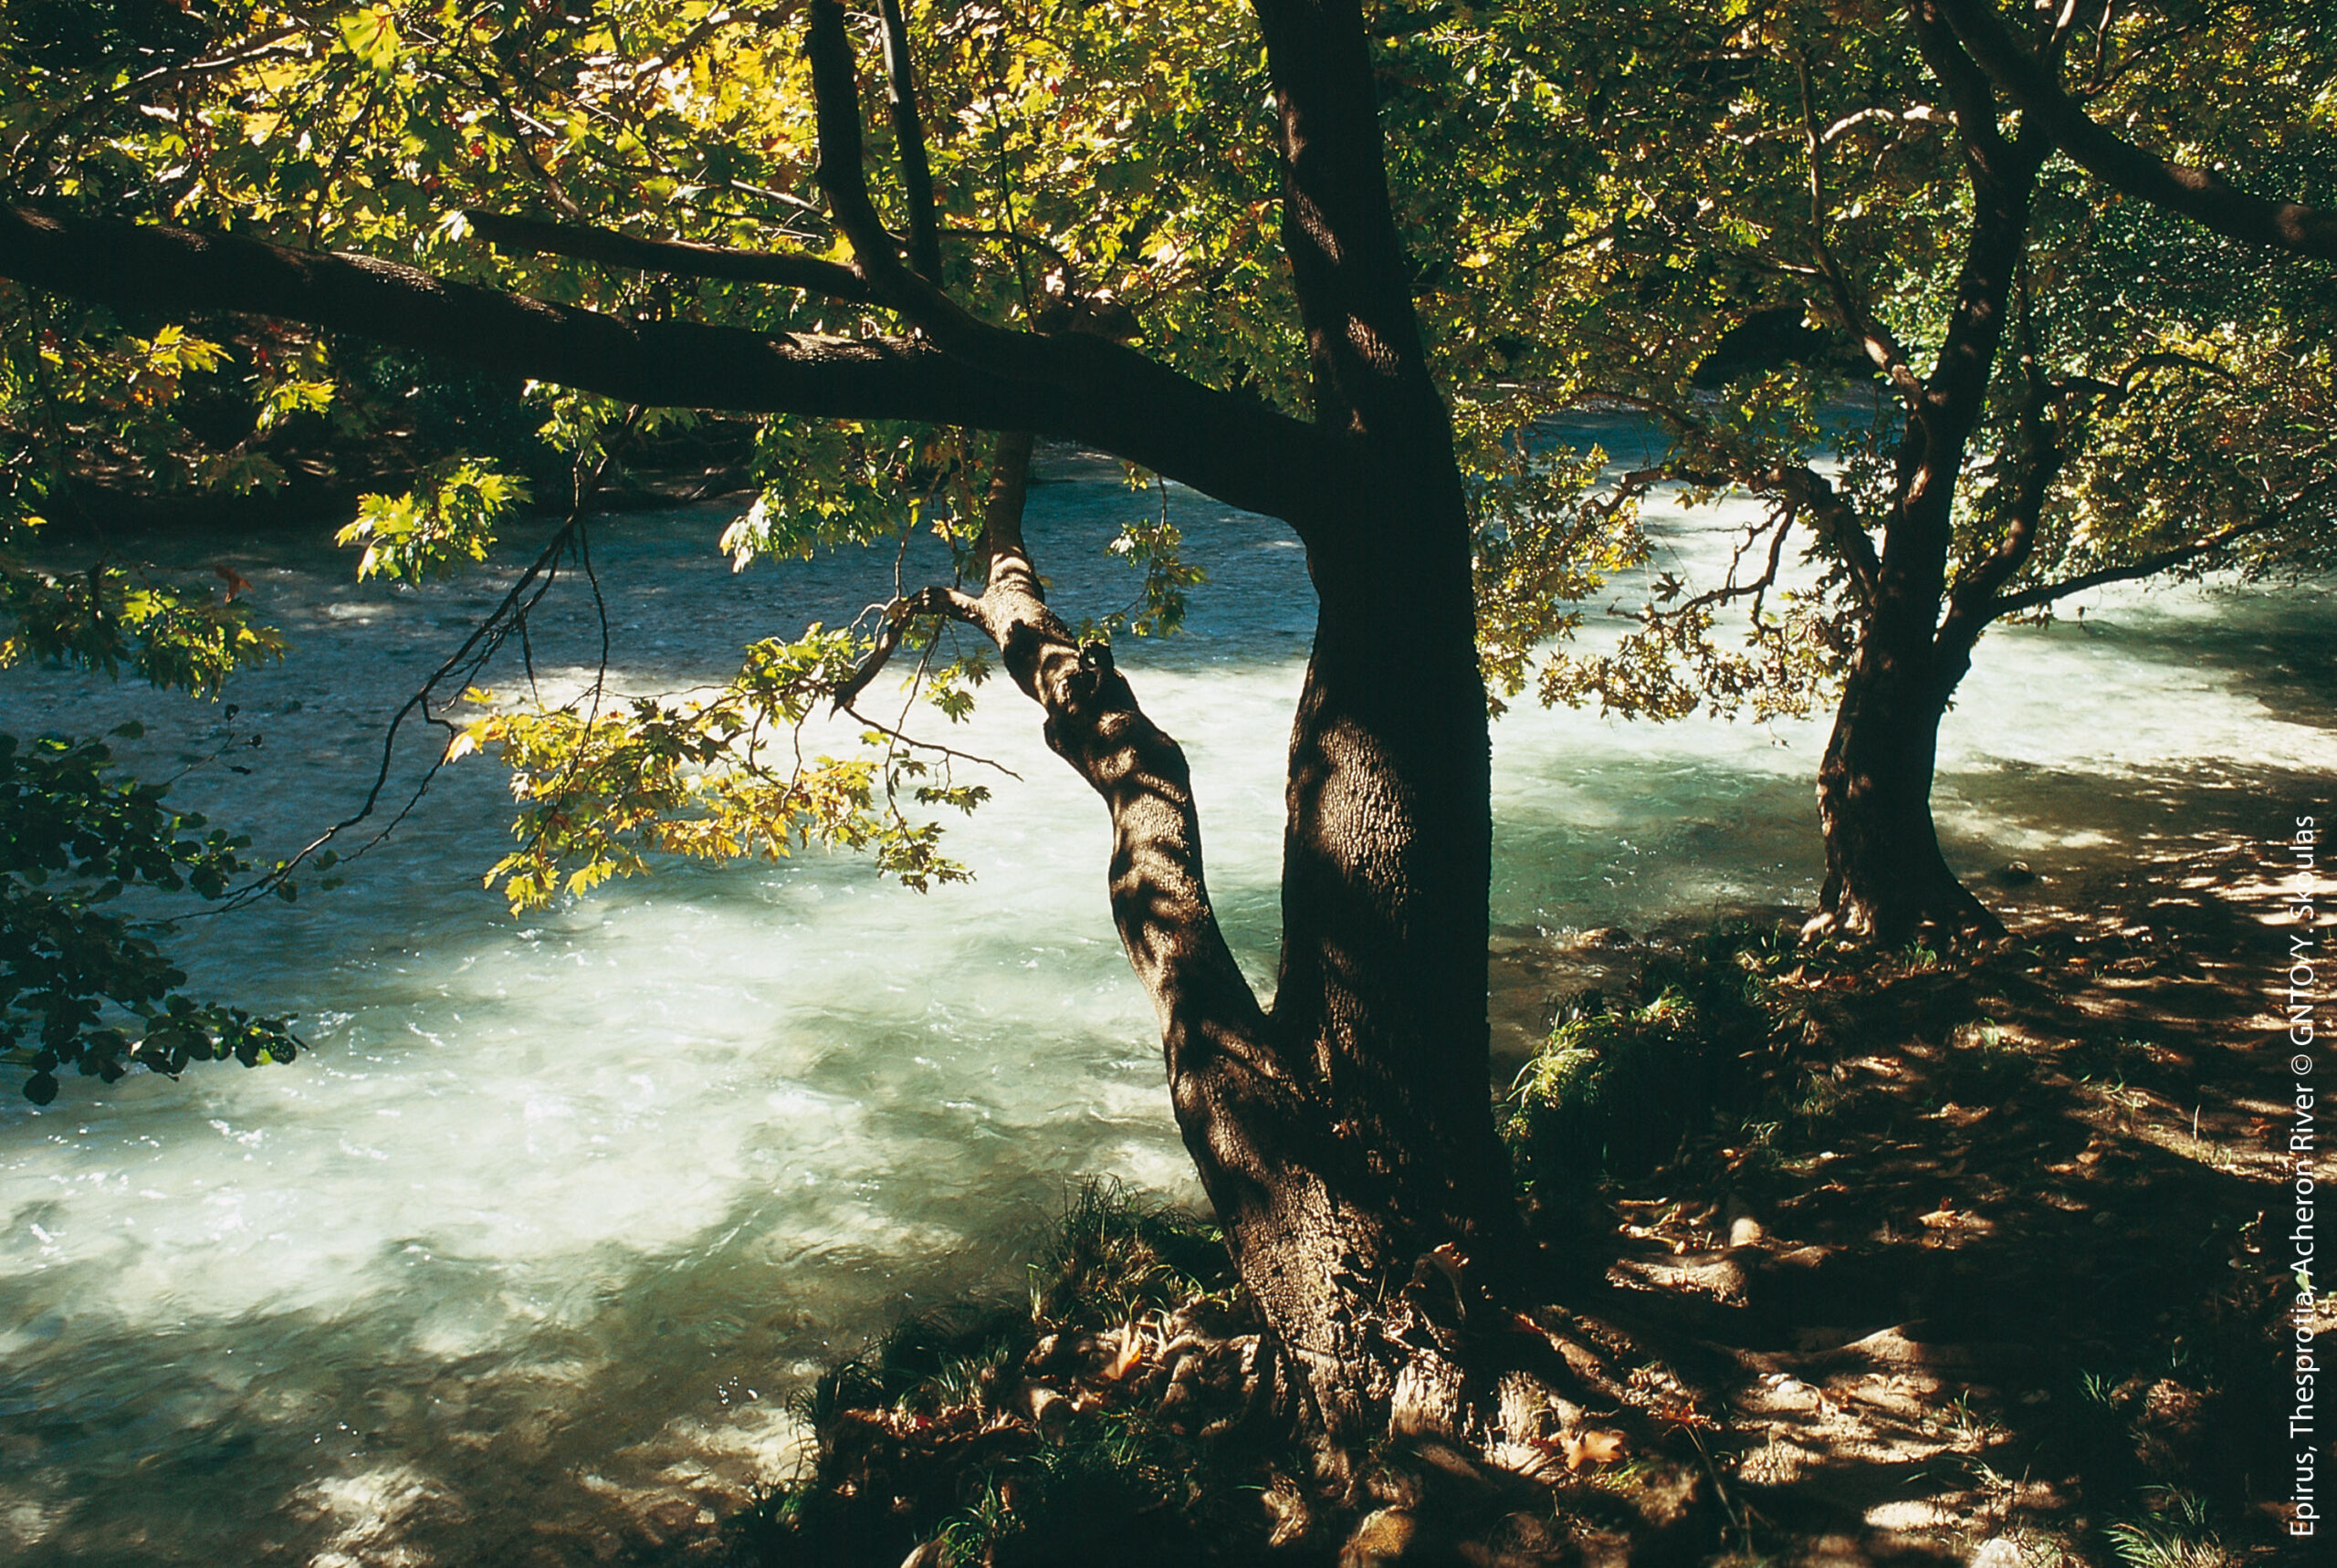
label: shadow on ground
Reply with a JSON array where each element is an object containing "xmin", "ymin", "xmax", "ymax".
[{"xmin": 1522, "ymin": 765, "xmax": 2318, "ymax": 1564}]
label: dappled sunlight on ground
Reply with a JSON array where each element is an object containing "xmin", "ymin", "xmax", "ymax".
[{"xmin": 1535, "ymin": 832, "xmax": 2321, "ymax": 1565}]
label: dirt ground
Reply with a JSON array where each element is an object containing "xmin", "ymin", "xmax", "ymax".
[{"xmin": 1535, "ymin": 834, "xmax": 2326, "ymax": 1565}]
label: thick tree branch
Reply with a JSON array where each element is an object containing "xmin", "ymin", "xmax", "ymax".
[
  {"xmin": 1881, "ymin": 9, "xmax": 2049, "ymax": 622},
  {"xmin": 2051, "ymin": 350, "xmax": 2237, "ymax": 403},
  {"xmin": 0, "ymin": 204, "xmax": 1338, "ymax": 524},
  {"xmin": 875, "ymin": 0, "xmax": 942, "ymax": 281},
  {"xmin": 461, "ymin": 210, "xmax": 872, "ymax": 298},
  {"xmin": 1938, "ymin": 379, "xmax": 2060, "ymax": 660},
  {"xmin": 1253, "ymin": 0, "xmax": 1445, "ymax": 439},
  {"xmin": 1907, "ymin": 0, "xmax": 2017, "ymax": 179},
  {"xmin": 865, "ymin": 429, "xmax": 1300, "ymax": 1196},
  {"xmin": 944, "ymin": 435, "xmax": 1389, "ymax": 1427},
  {"xmin": 808, "ymin": 0, "xmax": 969, "ymax": 325},
  {"xmin": 1771, "ymin": 462, "xmax": 1883, "ymax": 605},
  {"xmin": 1934, "ymin": 0, "xmax": 2337, "ymax": 262}
]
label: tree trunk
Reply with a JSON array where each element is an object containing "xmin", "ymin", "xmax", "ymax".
[
  {"xmin": 1243, "ymin": 453, "xmax": 1522, "ymax": 1452},
  {"xmin": 1811, "ymin": 35, "xmax": 2046, "ymax": 950},
  {"xmin": 926, "ymin": 428, "xmax": 1604, "ymax": 1503},
  {"xmin": 1813, "ymin": 615, "xmax": 2003, "ymax": 946}
]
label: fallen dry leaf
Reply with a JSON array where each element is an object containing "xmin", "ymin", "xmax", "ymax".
[
  {"xmin": 1558, "ymin": 1427, "xmax": 1627, "ymax": 1470},
  {"xmin": 1104, "ymin": 1323, "xmax": 1144, "ymax": 1380}
]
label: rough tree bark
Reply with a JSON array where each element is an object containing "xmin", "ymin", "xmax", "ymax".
[{"xmin": 814, "ymin": 0, "xmax": 1577, "ymax": 1478}]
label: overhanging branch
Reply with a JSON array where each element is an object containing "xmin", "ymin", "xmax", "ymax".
[
  {"xmin": 1935, "ymin": 0, "xmax": 2337, "ymax": 262},
  {"xmin": 461, "ymin": 210, "xmax": 871, "ymax": 298},
  {"xmin": 0, "ymin": 204, "xmax": 1339, "ymax": 524},
  {"xmin": 1987, "ymin": 514, "xmax": 2282, "ymax": 619}
]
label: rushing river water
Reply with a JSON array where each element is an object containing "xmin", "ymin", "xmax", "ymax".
[{"xmin": 2, "ymin": 426, "xmax": 2332, "ymax": 1564}]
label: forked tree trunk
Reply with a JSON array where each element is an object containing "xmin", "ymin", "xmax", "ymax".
[
  {"xmin": 0, "ymin": 1, "xmax": 1679, "ymax": 1538},
  {"xmin": 1811, "ymin": 51, "xmax": 2045, "ymax": 951}
]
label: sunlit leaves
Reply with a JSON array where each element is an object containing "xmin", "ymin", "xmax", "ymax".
[
  {"xmin": 1097, "ymin": 499, "xmax": 1203, "ymax": 640},
  {"xmin": 719, "ymin": 417, "xmax": 938, "ymax": 571},
  {"xmin": 1538, "ymin": 586, "xmax": 1852, "ymax": 723},
  {"xmin": 121, "ymin": 324, "xmax": 227, "ymax": 409},
  {"xmin": 337, "ymin": 455, "xmax": 529, "ymax": 583},
  {"xmin": 335, "ymin": 5, "xmax": 406, "ymax": 79},
  {"xmin": 0, "ymin": 558, "xmax": 287, "ymax": 695},
  {"xmin": 456, "ymin": 626, "xmax": 983, "ymax": 913},
  {"xmin": 0, "ymin": 730, "xmax": 299, "ymax": 1103},
  {"xmin": 2051, "ymin": 331, "xmax": 2337, "ymax": 593},
  {"xmin": 1466, "ymin": 425, "xmax": 1648, "ymax": 715}
]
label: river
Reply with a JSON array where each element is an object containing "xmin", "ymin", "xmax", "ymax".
[{"xmin": 2, "ymin": 427, "xmax": 2331, "ymax": 1563}]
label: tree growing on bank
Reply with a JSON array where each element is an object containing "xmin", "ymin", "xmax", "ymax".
[
  {"xmin": 0, "ymin": 0, "xmax": 1688, "ymax": 1532},
  {"xmin": 1487, "ymin": 0, "xmax": 2337, "ymax": 942}
]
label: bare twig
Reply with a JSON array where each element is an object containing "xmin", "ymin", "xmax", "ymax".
[
  {"xmin": 1796, "ymin": 53, "xmax": 1927, "ymax": 411},
  {"xmin": 213, "ymin": 409, "xmax": 645, "ymax": 909}
]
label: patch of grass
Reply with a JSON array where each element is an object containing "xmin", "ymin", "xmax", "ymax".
[
  {"xmin": 1504, "ymin": 924, "xmax": 1780, "ymax": 1183},
  {"xmin": 936, "ymin": 1406, "xmax": 1204, "ymax": 1565},
  {"xmin": 2104, "ymin": 1489, "xmax": 2235, "ymax": 1568},
  {"xmin": 1030, "ymin": 1179, "xmax": 1234, "ymax": 1329},
  {"xmin": 1937, "ymin": 1019, "xmax": 2037, "ymax": 1101}
]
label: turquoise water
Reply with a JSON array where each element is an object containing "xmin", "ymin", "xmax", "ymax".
[{"xmin": 0, "ymin": 446, "xmax": 2328, "ymax": 1563}]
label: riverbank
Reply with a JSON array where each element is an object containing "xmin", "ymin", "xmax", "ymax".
[{"xmin": 731, "ymin": 832, "xmax": 2316, "ymax": 1566}]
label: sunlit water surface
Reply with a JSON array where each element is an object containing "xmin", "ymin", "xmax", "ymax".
[{"xmin": 2, "ymin": 432, "xmax": 2331, "ymax": 1564}]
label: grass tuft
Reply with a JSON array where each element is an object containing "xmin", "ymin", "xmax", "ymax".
[{"xmin": 1504, "ymin": 924, "xmax": 1780, "ymax": 1182}]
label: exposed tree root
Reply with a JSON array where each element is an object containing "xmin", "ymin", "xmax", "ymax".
[{"xmin": 732, "ymin": 1188, "xmax": 1725, "ymax": 1567}]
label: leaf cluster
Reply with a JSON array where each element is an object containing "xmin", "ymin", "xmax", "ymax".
[
  {"xmin": 458, "ymin": 623, "xmax": 988, "ymax": 911},
  {"xmin": 337, "ymin": 453, "xmax": 529, "ymax": 582},
  {"xmin": 0, "ymin": 727, "xmax": 299, "ymax": 1103}
]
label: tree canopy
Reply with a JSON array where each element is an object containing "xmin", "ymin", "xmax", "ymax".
[{"xmin": 1460, "ymin": 0, "xmax": 2337, "ymax": 936}]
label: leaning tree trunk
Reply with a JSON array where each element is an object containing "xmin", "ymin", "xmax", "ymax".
[{"xmin": 936, "ymin": 430, "xmax": 1542, "ymax": 1471}]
